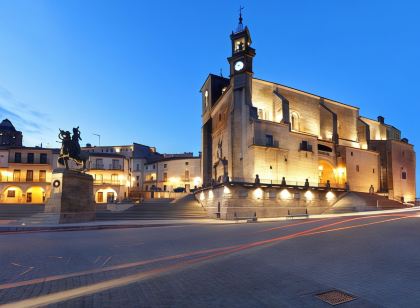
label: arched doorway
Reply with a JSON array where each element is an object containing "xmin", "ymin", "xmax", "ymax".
[
  {"xmin": 318, "ymin": 160, "xmax": 337, "ymax": 186},
  {"xmin": 1, "ymin": 186, "xmax": 23, "ymax": 203},
  {"xmin": 26, "ymin": 187, "xmax": 45, "ymax": 203},
  {"xmin": 95, "ymin": 188, "xmax": 118, "ymax": 203}
]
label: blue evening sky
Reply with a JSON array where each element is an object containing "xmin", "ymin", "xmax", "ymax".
[{"xmin": 0, "ymin": 1, "xmax": 419, "ymax": 190}]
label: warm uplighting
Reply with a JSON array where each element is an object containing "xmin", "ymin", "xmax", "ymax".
[
  {"xmin": 199, "ymin": 192, "xmax": 205, "ymax": 201},
  {"xmin": 318, "ymin": 165, "xmax": 324, "ymax": 171},
  {"xmin": 168, "ymin": 177, "xmax": 181, "ymax": 186},
  {"xmin": 223, "ymin": 186, "xmax": 230, "ymax": 194},
  {"xmin": 304, "ymin": 190, "xmax": 313, "ymax": 201},
  {"xmin": 1, "ymin": 171, "xmax": 12, "ymax": 178},
  {"xmin": 208, "ymin": 190, "xmax": 214, "ymax": 199},
  {"xmin": 193, "ymin": 177, "xmax": 202, "ymax": 187},
  {"xmin": 326, "ymin": 191, "xmax": 336, "ymax": 201},
  {"xmin": 336, "ymin": 167, "xmax": 346, "ymax": 177},
  {"xmin": 280, "ymin": 189, "xmax": 291, "ymax": 200},
  {"xmin": 253, "ymin": 188, "xmax": 263, "ymax": 199}
]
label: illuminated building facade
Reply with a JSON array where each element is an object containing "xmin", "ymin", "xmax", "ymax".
[
  {"xmin": 199, "ymin": 15, "xmax": 416, "ymax": 217},
  {"xmin": 0, "ymin": 145, "xmax": 59, "ymax": 203},
  {"xmin": 143, "ymin": 154, "xmax": 202, "ymax": 192}
]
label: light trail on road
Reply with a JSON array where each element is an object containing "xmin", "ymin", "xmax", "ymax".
[{"xmin": 1, "ymin": 213, "xmax": 417, "ymax": 307}]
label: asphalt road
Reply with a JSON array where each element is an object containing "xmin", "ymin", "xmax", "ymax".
[{"xmin": 1, "ymin": 212, "xmax": 420, "ymax": 307}]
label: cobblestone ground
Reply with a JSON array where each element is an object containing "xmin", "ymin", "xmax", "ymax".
[{"xmin": 0, "ymin": 212, "xmax": 420, "ymax": 307}]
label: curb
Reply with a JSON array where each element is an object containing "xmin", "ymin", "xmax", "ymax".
[{"xmin": 0, "ymin": 223, "xmax": 185, "ymax": 234}]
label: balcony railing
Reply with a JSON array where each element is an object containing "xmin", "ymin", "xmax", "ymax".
[
  {"xmin": 0, "ymin": 178, "xmax": 48, "ymax": 183},
  {"xmin": 109, "ymin": 164, "xmax": 123, "ymax": 170},
  {"xmin": 252, "ymin": 137, "xmax": 280, "ymax": 148},
  {"xmin": 90, "ymin": 163, "xmax": 123, "ymax": 170},
  {"xmin": 94, "ymin": 180, "xmax": 122, "ymax": 185},
  {"xmin": 8, "ymin": 159, "xmax": 50, "ymax": 164}
]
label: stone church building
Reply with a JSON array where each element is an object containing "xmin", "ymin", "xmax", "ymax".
[{"xmin": 199, "ymin": 15, "xmax": 416, "ymax": 218}]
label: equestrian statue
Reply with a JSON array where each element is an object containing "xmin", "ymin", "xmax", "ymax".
[{"xmin": 58, "ymin": 127, "xmax": 88, "ymax": 170}]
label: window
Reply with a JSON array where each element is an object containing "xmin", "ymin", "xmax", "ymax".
[
  {"xmin": 13, "ymin": 170, "xmax": 20, "ymax": 182},
  {"xmin": 97, "ymin": 192, "xmax": 103, "ymax": 203},
  {"xmin": 26, "ymin": 170, "xmax": 33, "ymax": 182},
  {"xmin": 204, "ymin": 90, "xmax": 209, "ymax": 108},
  {"xmin": 373, "ymin": 169, "xmax": 375, "ymax": 174},
  {"xmin": 95, "ymin": 159, "xmax": 103, "ymax": 169},
  {"xmin": 300, "ymin": 141, "xmax": 313, "ymax": 152},
  {"xmin": 111, "ymin": 174, "xmax": 119, "ymax": 184},
  {"xmin": 356, "ymin": 165, "xmax": 360, "ymax": 172},
  {"xmin": 14, "ymin": 152, "xmax": 21, "ymax": 163},
  {"xmin": 164, "ymin": 164, "xmax": 167, "ymax": 168},
  {"xmin": 95, "ymin": 174, "xmax": 103, "ymax": 183},
  {"xmin": 219, "ymin": 114, "xmax": 222, "ymax": 121},
  {"xmin": 27, "ymin": 153, "xmax": 34, "ymax": 163},
  {"xmin": 163, "ymin": 172, "xmax": 168, "ymax": 182},
  {"xmin": 291, "ymin": 112, "xmax": 300, "ymax": 131},
  {"xmin": 7, "ymin": 190, "xmax": 15, "ymax": 198},
  {"xmin": 112, "ymin": 159, "xmax": 119, "ymax": 170},
  {"xmin": 153, "ymin": 164, "xmax": 155, "ymax": 170},
  {"xmin": 185, "ymin": 170, "xmax": 190, "ymax": 181},
  {"xmin": 351, "ymin": 152, "xmax": 354, "ymax": 156},
  {"xmin": 265, "ymin": 135, "xmax": 274, "ymax": 147},
  {"xmin": 146, "ymin": 166, "xmax": 148, "ymax": 170},
  {"xmin": 136, "ymin": 164, "xmax": 140, "ymax": 171},
  {"xmin": 136, "ymin": 176, "xmax": 139, "ymax": 180},
  {"xmin": 402, "ymin": 171, "xmax": 407, "ymax": 180},
  {"xmin": 185, "ymin": 162, "xmax": 189, "ymax": 166},
  {"xmin": 40, "ymin": 153, "xmax": 47, "ymax": 164},
  {"xmin": 39, "ymin": 170, "xmax": 46, "ymax": 182}
]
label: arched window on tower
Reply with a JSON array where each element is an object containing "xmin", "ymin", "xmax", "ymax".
[
  {"xmin": 290, "ymin": 112, "xmax": 300, "ymax": 131},
  {"xmin": 204, "ymin": 90, "xmax": 209, "ymax": 109}
]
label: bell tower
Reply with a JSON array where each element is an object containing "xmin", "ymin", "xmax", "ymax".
[
  {"xmin": 228, "ymin": 8, "xmax": 257, "ymax": 182},
  {"xmin": 227, "ymin": 7, "xmax": 256, "ymax": 77}
]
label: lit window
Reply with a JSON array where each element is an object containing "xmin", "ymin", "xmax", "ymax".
[
  {"xmin": 402, "ymin": 172, "xmax": 407, "ymax": 180},
  {"xmin": 7, "ymin": 190, "xmax": 15, "ymax": 198}
]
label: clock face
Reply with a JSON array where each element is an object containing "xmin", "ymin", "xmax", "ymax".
[{"xmin": 234, "ymin": 61, "xmax": 244, "ymax": 71}]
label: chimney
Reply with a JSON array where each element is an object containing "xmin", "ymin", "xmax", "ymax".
[{"xmin": 377, "ymin": 116, "xmax": 385, "ymax": 124}]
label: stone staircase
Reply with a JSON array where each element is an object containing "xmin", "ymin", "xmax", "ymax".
[
  {"xmin": 95, "ymin": 194, "xmax": 208, "ymax": 221},
  {"xmin": 0, "ymin": 204, "xmax": 45, "ymax": 224},
  {"xmin": 325, "ymin": 192, "xmax": 406, "ymax": 214}
]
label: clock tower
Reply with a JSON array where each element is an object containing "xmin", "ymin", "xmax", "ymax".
[
  {"xmin": 227, "ymin": 9, "xmax": 257, "ymax": 182},
  {"xmin": 227, "ymin": 10, "xmax": 256, "ymax": 77}
]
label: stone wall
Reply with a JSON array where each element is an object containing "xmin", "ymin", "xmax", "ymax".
[{"xmin": 196, "ymin": 184, "xmax": 346, "ymax": 220}]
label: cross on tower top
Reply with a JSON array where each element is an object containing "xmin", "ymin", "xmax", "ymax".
[{"xmin": 236, "ymin": 6, "xmax": 244, "ymax": 32}]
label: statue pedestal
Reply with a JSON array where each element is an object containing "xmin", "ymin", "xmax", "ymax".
[{"xmin": 45, "ymin": 169, "xmax": 95, "ymax": 224}]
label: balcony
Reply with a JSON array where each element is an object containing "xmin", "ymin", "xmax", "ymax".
[
  {"xmin": 0, "ymin": 178, "xmax": 48, "ymax": 183},
  {"xmin": 93, "ymin": 180, "xmax": 122, "ymax": 185},
  {"xmin": 252, "ymin": 137, "xmax": 280, "ymax": 149},
  {"xmin": 90, "ymin": 163, "xmax": 123, "ymax": 170},
  {"xmin": 109, "ymin": 164, "xmax": 123, "ymax": 170}
]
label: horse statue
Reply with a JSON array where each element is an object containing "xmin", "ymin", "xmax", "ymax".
[{"xmin": 58, "ymin": 127, "xmax": 88, "ymax": 171}]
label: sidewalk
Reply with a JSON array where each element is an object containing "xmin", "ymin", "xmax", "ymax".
[
  {"xmin": 0, "ymin": 218, "xmax": 238, "ymax": 234},
  {"xmin": 1, "ymin": 207, "xmax": 419, "ymax": 234}
]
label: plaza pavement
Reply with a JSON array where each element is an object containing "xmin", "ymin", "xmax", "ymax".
[{"xmin": 0, "ymin": 210, "xmax": 420, "ymax": 307}]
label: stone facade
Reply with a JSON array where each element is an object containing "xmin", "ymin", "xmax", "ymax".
[
  {"xmin": 45, "ymin": 169, "xmax": 95, "ymax": 223},
  {"xmin": 198, "ymin": 18, "xmax": 416, "ymax": 218}
]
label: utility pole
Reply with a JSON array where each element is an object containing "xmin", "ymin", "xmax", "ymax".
[{"xmin": 92, "ymin": 133, "xmax": 101, "ymax": 146}]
